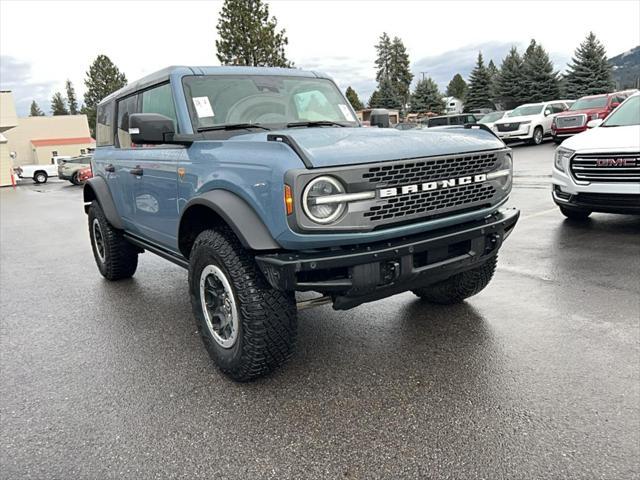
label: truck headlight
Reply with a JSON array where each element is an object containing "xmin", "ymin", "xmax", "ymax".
[
  {"xmin": 554, "ymin": 147, "xmax": 574, "ymax": 172},
  {"xmin": 302, "ymin": 176, "xmax": 346, "ymax": 224}
]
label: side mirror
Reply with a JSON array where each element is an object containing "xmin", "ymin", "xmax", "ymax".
[
  {"xmin": 610, "ymin": 102, "xmax": 620, "ymax": 109},
  {"xmin": 369, "ymin": 109, "xmax": 390, "ymax": 128},
  {"xmin": 587, "ymin": 118, "xmax": 604, "ymax": 128},
  {"xmin": 544, "ymin": 109, "xmax": 552, "ymax": 117},
  {"xmin": 129, "ymin": 113, "xmax": 176, "ymax": 145}
]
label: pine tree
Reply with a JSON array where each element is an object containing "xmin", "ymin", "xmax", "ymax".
[
  {"xmin": 564, "ymin": 32, "xmax": 615, "ymax": 98},
  {"xmin": 446, "ymin": 74, "xmax": 468, "ymax": 101},
  {"xmin": 465, "ymin": 52, "xmax": 494, "ymax": 111},
  {"xmin": 374, "ymin": 33, "xmax": 393, "ymax": 83},
  {"xmin": 83, "ymin": 54, "xmax": 127, "ymax": 137},
  {"xmin": 215, "ymin": 0, "xmax": 292, "ymax": 67},
  {"xmin": 376, "ymin": 78, "xmax": 401, "ymax": 109},
  {"xmin": 345, "ymin": 86, "xmax": 363, "ymax": 111},
  {"xmin": 50, "ymin": 92, "xmax": 69, "ymax": 115},
  {"xmin": 522, "ymin": 40, "xmax": 561, "ymax": 103},
  {"xmin": 410, "ymin": 77, "xmax": 444, "ymax": 114},
  {"xmin": 495, "ymin": 47, "xmax": 525, "ymax": 109},
  {"xmin": 29, "ymin": 100, "xmax": 45, "ymax": 116},
  {"xmin": 373, "ymin": 33, "xmax": 413, "ymax": 113},
  {"xmin": 368, "ymin": 90, "xmax": 381, "ymax": 108},
  {"xmin": 487, "ymin": 59, "xmax": 499, "ymax": 100},
  {"xmin": 65, "ymin": 79, "xmax": 79, "ymax": 115},
  {"xmin": 388, "ymin": 36, "xmax": 413, "ymax": 109}
]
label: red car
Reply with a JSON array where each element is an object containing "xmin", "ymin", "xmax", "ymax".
[{"xmin": 552, "ymin": 90, "xmax": 637, "ymax": 143}]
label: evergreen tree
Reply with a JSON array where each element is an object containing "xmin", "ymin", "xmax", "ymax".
[
  {"xmin": 522, "ymin": 40, "xmax": 561, "ymax": 103},
  {"xmin": 495, "ymin": 47, "xmax": 525, "ymax": 109},
  {"xmin": 564, "ymin": 32, "xmax": 615, "ymax": 98},
  {"xmin": 50, "ymin": 92, "xmax": 69, "ymax": 115},
  {"xmin": 368, "ymin": 90, "xmax": 381, "ymax": 108},
  {"xmin": 376, "ymin": 78, "xmax": 401, "ymax": 109},
  {"xmin": 65, "ymin": 79, "xmax": 79, "ymax": 115},
  {"xmin": 410, "ymin": 77, "xmax": 444, "ymax": 114},
  {"xmin": 388, "ymin": 36, "xmax": 413, "ymax": 109},
  {"xmin": 446, "ymin": 73, "xmax": 468, "ymax": 100},
  {"xmin": 465, "ymin": 52, "xmax": 494, "ymax": 111},
  {"xmin": 345, "ymin": 86, "xmax": 363, "ymax": 111},
  {"xmin": 29, "ymin": 100, "xmax": 45, "ymax": 116},
  {"xmin": 83, "ymin": 54, "xmax": 127, "ymax": 137},
  {"xmin": 373, "ymin": 33, "xmax": 413, "ymax": 113},
  {"xmin": 374, "ymin": 33, "xmax": 393, "ymax": 83},
  {"xmin": 215, "ymin": 0, "xmax": 292, "ymax": 67},
  {"xmin": 487, "ymin": 59, "xmax": 499, "ymax": 100}
]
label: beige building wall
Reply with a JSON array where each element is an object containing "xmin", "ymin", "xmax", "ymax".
[
  {"xmin": 0, "ymin": 91, "xmax": 19, "ymax": 187},
  {"xmin": 4, "ymin": 115, "xmax": 91, "ymax": 166},
  {"xmin": 33, "ymin": 142, "xmax": 95, "ymax": 164}
]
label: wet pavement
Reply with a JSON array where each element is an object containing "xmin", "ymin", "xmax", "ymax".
[{"xmin": 1, "ymin": 142, "xmax": 639, "ymax": 479}]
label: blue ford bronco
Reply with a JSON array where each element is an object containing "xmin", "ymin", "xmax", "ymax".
[{"xmin": 84, "ymin": 66, "xmax": 519, "ymax": 381}]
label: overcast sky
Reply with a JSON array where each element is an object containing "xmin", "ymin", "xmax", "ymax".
[{"xmin": 1, "ymin": 0, "xmax": 639, "ymax": 116}]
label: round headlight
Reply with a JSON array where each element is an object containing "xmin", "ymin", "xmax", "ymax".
[{"xmin": 302, "ymin": 176, "xmax": 346, "ymax": 224}]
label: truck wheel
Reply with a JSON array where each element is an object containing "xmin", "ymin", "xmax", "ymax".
[
  {"xmin": 559, "ymin": 206, "xmax": 591, "ymax": 220},
  {"xmin": 34, "ymin": 171, "xmax": 48, "ymax": 184},
  {"xmin": 412, "ymin": 256, "xmax": 497, "ymax": 305},
  {"xmin": 530, "ymin": 126, "xmax": 544, "ymax": 145},
  {"xmin": 188, "ymin": 228, "xmax": 297, "ymax": 382},
  {"xmin": 88, "ymin": 201, "xmax": 138, "ymax": 280}
]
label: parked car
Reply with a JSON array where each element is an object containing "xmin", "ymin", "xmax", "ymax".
[
  {"xmin": 551, "ymin": 90, "xmax": 638, "ymax": 143},
  {"xmin": 84, "ymin": 66, "xmax": 519, "ymax": 381},
  {"xmin": 58, "ymin": 155, "xmax": 92, "ymax": 185},
  {"xmin": 15, "ymin": 156, "xmax": 68, "ymax": 183},
  {"xmin": 551, "ymin": 92, "xmax": 640, "ymax": 219},
  {"xmin": 478, "ymin": 111, "xmax": 509, "ymax": 130},
  {"xmin": 77, "ymin": 166, "xmax": 93, "ymax": 184},
  {"xmin": 492, "ymin": 100, "xmax": 571, "ymax": 145},
  {"xmin": 421, "ymin": 113, "xmax": 479, "ymax": 128}
]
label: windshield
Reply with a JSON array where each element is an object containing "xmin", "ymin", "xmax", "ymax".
[
  {"xmin": 479, "ymin": 112, "xmax": 504, "ymax": 123},
  {"xmin": 509, "ymin": 105, "xmax": 544, "ymax": 117},
  {"xmin": 601, "ymin": 95, "xmax": 640, "ymax": 127},
  {"xmin": 570, "ymin": 96, "xmax": 608, "ymax": 110},
  {"xmin": 182, "ymin": 75, "xmax": 358, "ymax": 131}
]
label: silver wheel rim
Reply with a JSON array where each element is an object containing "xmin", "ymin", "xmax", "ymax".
[
  {"xmin": 199, "ymin": 265, "xmax": 239, "ymax": 349},
  {"xmin": 36, "ymin": 174, "xmax": 45, "ymax": 182},
  {"xmin": 92, "ymin": 218, "xmax": 106, "ymax": 263},
  {"xmin": 534, "ymin": 129, "xmax": 542, "ymax": 144}
]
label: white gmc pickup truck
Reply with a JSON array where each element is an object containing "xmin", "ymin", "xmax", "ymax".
[
  {"xmin": 15, "ymin": 156, "xmax": 70, "ymax": 184},
  {"xmin": 552, "ymin": 92, "xmax": 640, "ymax": 219}
]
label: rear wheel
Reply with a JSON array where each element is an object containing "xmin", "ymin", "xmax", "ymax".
[
  {"xmin": 71, "ymin": 172, "xmax": 81, "ymax": 185},
  {"xmin": 412, "ymin": 256, "xmax": 497, "ymax": 305},
  {"xmin": 559, "ymin": 205, "xmax": 591, "ymax": 220},
  {"xmin": 188, "ymin": 228, "xmax": 297, "ymax": 382},
  {"xmin": 88, "ymin": 201, "xmax": 139, "ymax": 280},
  {"xmin": 34, "ymin": 171, "xmax": 47, "ymax": 184},
  {"xmin": 530, "ymin": 126, "xmax": 544, "ymax": 145}
]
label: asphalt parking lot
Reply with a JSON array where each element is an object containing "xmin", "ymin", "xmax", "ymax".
[{"xmin": 1, "ymin": 141, "xmax": 639, "ymax": 479}]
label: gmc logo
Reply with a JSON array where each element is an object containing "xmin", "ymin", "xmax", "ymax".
[{"xmin": 596, "ymin": 158, "xmax": 633, "ymax": 167}]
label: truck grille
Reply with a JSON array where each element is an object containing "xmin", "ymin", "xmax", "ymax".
[
  {"xmin": 363, "ymin": 183, "xmax": 496, "ymax": 222},
  {"xmin": 556, "ymin": 114, "xmax": 586, "ymax": 129},
  {"xmin": 496, "ymin": 123, "xmax": 520, "ymax": 132},
  {"xmin": 361, "ymin": 151, "xmax": 498, "ymax": 186},
  {"xmin": 570, "ymin": 153, "xmax": 640, "ymax": 183}
]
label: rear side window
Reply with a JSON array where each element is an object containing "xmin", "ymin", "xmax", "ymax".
[
  {"xmin": 428, "ymin": 117, "xmax": 448, "ymax": 127},
  {"xmin": 141, "ymin": 83, "xmax": 178, "ymax": 130},
  {"xmin": 116, "ymin": 95, "xmax": 139, "ymax": 148},
  {"xmin": 96, "ymin": 102, "xmax": 114, "ymax": 146}
]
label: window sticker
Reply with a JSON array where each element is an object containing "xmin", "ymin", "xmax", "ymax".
[
  {"xmin": 193, "ymin": 96, "xmax": 215, "ymax": 118},
  {"xmin": 338, "ymin": 104, "xmax": 355, "ymax": 121}
]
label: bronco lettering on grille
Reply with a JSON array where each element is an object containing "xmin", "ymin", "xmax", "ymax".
[{"xmin": 379, "ymin": 174, "xmax": 488, "ymax": 198}]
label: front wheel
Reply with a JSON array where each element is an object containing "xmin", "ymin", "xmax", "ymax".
[
  {"xmin": 188, "ymin": 229, "xmax": 297, "ymax": 382},
  {"xmin": 412, "ymin": 256, "xmax": 497, "ymax": 305},
  {"xmin": 559, "ymin": 205, "xmax": 591, "ymax": 220},
  {"xmin": 71, "ymin": 172, "xmax": 81, "ymax": 186},
  {"xmin": 33, "ymin": 171, "xmax": 48, "ymax": 184},
  {"xmin": 530, "ymin": 126, "xmax": 544, "ymax": 145}
]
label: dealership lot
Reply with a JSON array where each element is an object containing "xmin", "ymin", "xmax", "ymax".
[{"xmin": 1, "ymin": 142, "xmax": 638, "ymax": 479}]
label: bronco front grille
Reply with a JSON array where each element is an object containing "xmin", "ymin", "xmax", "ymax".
[
  {"xmin": 556, "ymin": 114, "xmax": 586, "ymax": 129},
  {"xmin": 361, "ymin": 151, "xmax": 498, "ymax": 187},
  {"xmin": 570, "ymin": 153, "xmax": 640, "ymax": 183}
]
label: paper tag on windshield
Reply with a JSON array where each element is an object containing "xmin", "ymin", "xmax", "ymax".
[
  {"xmin": 338, "ymin": 104, "xmax": 355, "ymax": 121},
  {"xmin": 193, "ymin": 97, "xmax": 215, "ymax": 118}
]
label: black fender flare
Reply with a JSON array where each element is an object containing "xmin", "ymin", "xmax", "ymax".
[
  {"xmin": 180, "ymin": 190, "xmax": 281, "ymax": 251},
  {"xmin": 83, "ymin": 176, "xmax": 124, "ymax": 230}
]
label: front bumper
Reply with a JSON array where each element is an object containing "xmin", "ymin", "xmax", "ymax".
[
  {"xmin": 552, "ymin": 187, "xmax": 640, "ymax": 214},
  {"xmin": 256, "ymin": 208, "xmax": 519, "ymax": 310},
  {"xmin": 552, "ymin": 126, "xmax": 587, "ymax": 139},
  {"xmin": 496, "ymin": 126, "xmax": 531, "ymax": 141}
]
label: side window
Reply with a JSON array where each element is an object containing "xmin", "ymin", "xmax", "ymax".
[
  {"xmin": 466, "ymin": 115, "xmax": 476, "ymax": 123},
  {"xmin": 552, "ymin": 103, "xmax": 566, "ymax": 113},
  {"xmin": 141, "ymin": 83, "xmax": 178, "ymax": 130},
  {"xmin": 116, "ymin": 95, "xmax": 139, "ymax": 148},
  {"xmin": 96, "ymin": 102, "xmax": 115, "ymax": 146}
]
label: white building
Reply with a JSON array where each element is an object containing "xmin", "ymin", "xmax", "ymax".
[{"xmin": 443, "ymin": 97, "xmax": 464, "ymax": 114}]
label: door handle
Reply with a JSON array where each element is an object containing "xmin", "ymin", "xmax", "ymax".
[
  {"xmin": 105, "ymin": 164, "xmax": 115, "ymax": 173},
  {"xmin": 129, "ymin": 166, "xmax": 144, "ymax": 176}
]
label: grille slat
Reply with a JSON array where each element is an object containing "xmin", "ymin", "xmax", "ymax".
[
  {"xmin": 496, "ymin": 123, "xmax": 520, "ymax": 132},
  {"xmin": 556, "ymin": 114, "xmax": 586, "ymax": 129},
  {"xmin": 570, "ymin": 153, "xmax": 640, "ymax": 183}
]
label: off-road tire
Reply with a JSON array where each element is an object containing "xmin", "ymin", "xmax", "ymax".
[
  {"xmin": 188, "ymin": 229, "xmax": 297, "ymax": 382},
  {"xmin": 412, "ymin": 256, "xmax": 498, "ymax": 305},
  {"xmin": 530, "ymin": 126, "xmax": 544, "ymax": 145},
  {"xmin": 71, "ymin": 172, "xmax": 81, "ymax": 186},
  {"xmin": 88, "ymin": 201, "xmax": 138, "ymax": 280},
  {"xmin": 559, "ymin": 205, "xmax": 591, "ymax": 220},
  {"xmin": 34, "ymin": 171, "xmax": 47, "ymax": 184}
]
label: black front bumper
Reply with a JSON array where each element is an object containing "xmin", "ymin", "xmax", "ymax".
[
  {"xmin": 553, "ymin": 188, "xmax": 640, "ymax": 214},
  {"xmin": 256, "ymin": 208, "xmax": 519, "ymax": 310}
]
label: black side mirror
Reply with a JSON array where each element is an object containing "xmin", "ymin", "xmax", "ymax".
[
  {"xmin": 370, "ymin": 108, "xmax": 390, "ymax": 128},
  {"xmin": 129, "ymin": 113, "xmax": 176, "ymax": 145}
]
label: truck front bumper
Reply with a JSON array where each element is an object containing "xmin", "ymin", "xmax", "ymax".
[{"xmin": 256, "ymin": 208, "xmax": 519, "ymax": 310}]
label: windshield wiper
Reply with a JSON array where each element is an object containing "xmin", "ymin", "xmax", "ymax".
[
  {"xmin": 286, "ymin": 120, "xmax": 348, "ymax": 128},
  {"xmin": 197, "ymin": 123, "xmax": 271, "ymax": 132}
]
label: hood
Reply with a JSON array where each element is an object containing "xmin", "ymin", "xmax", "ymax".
[
  {"xmin": 562, "ymin": 125, "xmax": 640, "ymax": 151},
  {"xmin": 556, "ymin": 107, "xmax": 606, "ymax": 117},
  {"xmin": 230, "ymin": 127, "xmax": 504, "ymax": 168},
  {"xmin": 494, "ymin": 114, "xmax": 537, "ymax": 124}
]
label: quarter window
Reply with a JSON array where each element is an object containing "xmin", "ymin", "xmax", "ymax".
[
  {"xmin": 96, "ymin": 101, "xmax": 115, "ymax": 146},
  {"xmin": 116, "ymin": 95, "xmax": 139, "ymax": 148}
]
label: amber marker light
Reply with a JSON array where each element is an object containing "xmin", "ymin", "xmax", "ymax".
[{"xmin": 284, "ymin": 185, "xmax": 294, "ymax": 215}]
